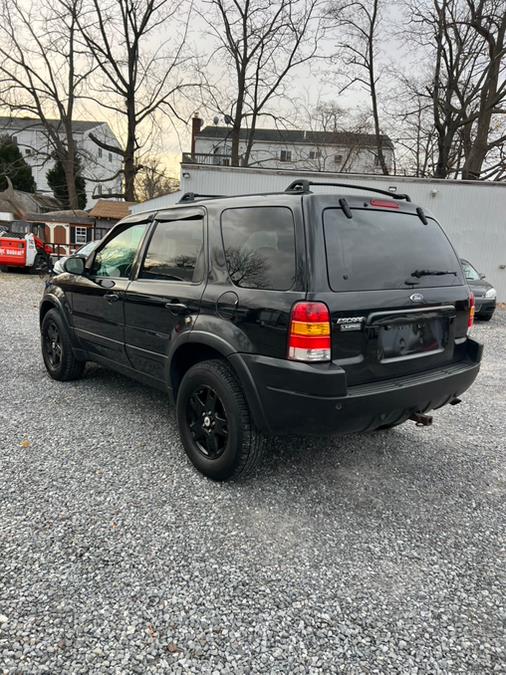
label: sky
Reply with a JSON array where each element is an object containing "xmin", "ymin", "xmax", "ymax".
[{"xmin": 2, "ymin": 0, "xmax": 413, "ymax": 180}]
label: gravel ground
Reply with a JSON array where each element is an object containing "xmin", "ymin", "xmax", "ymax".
[{"xmin": 0, "ymin": 273, "xmax": 504, "ymax": 674}]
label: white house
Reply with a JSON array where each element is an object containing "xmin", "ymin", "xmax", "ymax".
[
  {"xmin": 0, "ymin": 116, "xmax": 123, "ymax": 207},
  {"xmin": 187, "ymin": 122, "xmax": 394, "ymax": 173}
]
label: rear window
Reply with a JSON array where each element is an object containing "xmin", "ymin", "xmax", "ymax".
[
  {"xmin": 221, "ymin": 206, "xmax": 296, "ymax": 290},
  {"xmin": 323, "ymin": 208, "xmax": 462, "ymax": 291}
]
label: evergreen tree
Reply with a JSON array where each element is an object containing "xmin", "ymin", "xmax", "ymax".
[
  {"xmin": 47, "ymin": 155, "xmax": 87, "ymax": 210},
  {"xmin": 0, "ymin": 136, "xmax": 36, "ymax": 192}
]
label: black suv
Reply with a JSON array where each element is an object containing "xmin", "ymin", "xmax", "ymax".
[{"xmin": 40, "ymin": 180, "xmax": 482, "ymax": 480}]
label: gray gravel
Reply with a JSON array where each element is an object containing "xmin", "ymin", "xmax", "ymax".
[{"xmin": 0, "ymin": 272, "xmax": 504, "ymax": 674}]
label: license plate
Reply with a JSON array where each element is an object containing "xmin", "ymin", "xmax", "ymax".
[{"xmin": 378, "ymin": 318, "xmax": 448, "ymax": 361}]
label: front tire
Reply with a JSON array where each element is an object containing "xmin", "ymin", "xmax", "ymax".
[
  {"xmin": 176, "ymin": 359, "xmax": 265, "ymax": 480},
  {"xmin": 41, "ymin": 308, "xmax": 85, "ymax": 381}
]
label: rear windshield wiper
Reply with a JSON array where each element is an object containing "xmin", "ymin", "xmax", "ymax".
[{"xmin": 410, "ymin": 269, "xmax": 457, "ymax": 279}]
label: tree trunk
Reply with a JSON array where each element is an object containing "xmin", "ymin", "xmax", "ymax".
[
  {"xmin": 124, "ymin": 94, "xmax": 137, "ymax": 201},
  {"xmin": 62, "ymin": 153, "xmax": 79, "ymax": 210},
  {"xmin": 368, "ymin": 2, "xmax": 389, "ymax": 176}
]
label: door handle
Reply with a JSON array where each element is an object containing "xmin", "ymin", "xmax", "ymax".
[
  {"xmin": 105, "ymin": 293, "xmax": 120, "ymax": 303},
  {"xmin": 165, "ymin": 300, "xmax": 189, "ymax": 314}
]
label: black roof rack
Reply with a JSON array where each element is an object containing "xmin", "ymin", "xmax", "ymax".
[
  {"xmin": 285, "ymin": 179, "xmax": 411, "ymax": 202},
  {"xmin": 178, "ymin": 192, "xmax": 226, "ymax": 203}
]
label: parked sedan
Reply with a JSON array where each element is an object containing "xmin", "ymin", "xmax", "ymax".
[
  {"xmin": 460, "ymin": 258, "xmax": 496, "ymax": 321},
  {"xmin": 52, "ymin": 240, "xmax": 101, "ymax": 275}
]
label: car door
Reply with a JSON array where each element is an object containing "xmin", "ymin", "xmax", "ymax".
[
  {"xmin": 70, "ymin": 220, "xmax": 149, "ymax": 366},
  {"xmin": 123, "ymin": 208, "xmax": 207, "ymax": 382}
]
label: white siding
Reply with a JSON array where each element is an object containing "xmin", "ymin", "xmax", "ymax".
[
  {"xmin": 133, "ymin": 164, "xmax": 506, "ymax": 300},
  {"xmin": 1, "ymin": 121, "xmax": 122, "ymax": 207},
  {"xmin": 194, "ymin": 136, "xmax": 393, "ymax": 174}
]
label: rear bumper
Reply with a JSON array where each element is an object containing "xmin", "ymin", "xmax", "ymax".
[{"xmin": 230, "ymin": 338, "xmax": 482, "ymax": 434}]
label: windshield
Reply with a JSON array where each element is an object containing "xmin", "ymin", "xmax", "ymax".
[
  {"xmin": 460, "ymin": 259, "xmax": 480, "ymax": 281},
  {"xmin": 323, "ymin": 208, "xmax": 463, "ymax": 291}
]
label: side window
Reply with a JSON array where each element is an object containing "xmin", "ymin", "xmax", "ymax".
[
  {"xmin": 221, "ymin": 206, "xmax": 296, "ymax": 291},
  {"xmin": 92, "ymin": 223, "xmax": 146, "ymax": 278},
  {"xmin": 461, "ymin": 260, "xmax": 479, "ymax": 281},
  {"xmin": 140, "ymin": 218, "xmax": 204, "ymax": 283}
]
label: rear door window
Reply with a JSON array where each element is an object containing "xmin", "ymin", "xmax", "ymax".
[
  {"xmin": 323, "ymin": 208, "xmax": 462, "ymax": 291},
  {"xmin": 140, "ymin": 218, "xmax": 204, "ymax": 283},
  {"xmin": 221, "ymin": 206, "xmax": 296, "ymax": 290}
]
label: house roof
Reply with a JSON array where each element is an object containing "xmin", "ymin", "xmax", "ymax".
[
  {"xmin": 198, "ymin": 126, "xmax": 394, "ymax": 150},
  {"xmin": 25, "ymin": 209, "xmax": 95, "ymax": 225},
  {"xmin": 89, "ymin": 199, "xmax": 134, "ymax": 220},
  {"xmin": 0, "ymin": 116, "xmax": 105, "ymax": 134},
  {"xmin": 0, "ymin": 178, "xmax": 57, "ymax": 218}
]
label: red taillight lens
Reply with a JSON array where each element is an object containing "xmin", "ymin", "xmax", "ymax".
[
  {"xmin": 288, "ymin": 302, "xmax": 331, "ymax": 362},
  {"xmin": 468, "ymin": 292, "xmax": 475, "ymax": 331}
]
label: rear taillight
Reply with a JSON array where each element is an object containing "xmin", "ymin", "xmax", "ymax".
[
  {"xmin": 288, "ymin": 302, "xmax": 331, "ymax": 362},
  {"xmin": 468, "ymin": 292, "xmax": 475, "ymax": 332}
]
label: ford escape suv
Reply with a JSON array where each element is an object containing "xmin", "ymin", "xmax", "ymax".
[{"xmin": 40, "ymin": 180, "xmax": 482, "ymax": 480}]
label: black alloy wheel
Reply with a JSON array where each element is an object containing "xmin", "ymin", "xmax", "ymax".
[
  {"xmin": 187, "ymin": 385, "xmax": 229, "ymax": 459},
  {"xmin": 40, "ymin": 308, "xmax": 85, "ymax": 381},
  {"xmin": 43, "ymin": 319, "xmax": 63, "ymax": 369},
  {"xmin": 176, "ymin": 359, "xmax": 265, "ymax": 480}
]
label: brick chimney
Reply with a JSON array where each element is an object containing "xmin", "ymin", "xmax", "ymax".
[{"xmin": 191, "ymin": 114, "xmax": 203, "ymax": 158}]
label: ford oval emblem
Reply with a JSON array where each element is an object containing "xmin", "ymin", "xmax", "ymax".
[{"xmin": 410, "ymin": 292, "xmax": 424, "ymax": 303}]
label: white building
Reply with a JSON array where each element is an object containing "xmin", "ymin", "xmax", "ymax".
[
  {"xmin": 187, "ymin": 123, "xmax": 394, "ymax": 173},
  {"xmin": 0, "ymin": 116, "xmax": 123, "ymax": 207}
]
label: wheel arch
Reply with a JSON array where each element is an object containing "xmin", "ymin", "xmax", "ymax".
[{"xmin": 169, "ymin": 333, "xmax": 269, "ymax": 433}]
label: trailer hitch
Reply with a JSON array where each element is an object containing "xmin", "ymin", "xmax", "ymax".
[{"xmin": 410, "ymin": 412, "xmax": 433, "ymax": 427}]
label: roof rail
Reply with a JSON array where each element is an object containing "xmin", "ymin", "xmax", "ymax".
[
  {"xmin": 285, "ymin": 180, "xmax": 411, "ymax": 202},
  {"xmin": 178, "ymin": 192, "xmax": 226, "ymax": 203}
]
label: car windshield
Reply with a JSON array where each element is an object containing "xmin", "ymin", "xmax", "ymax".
[{"xmin": 460, "ymin": 259, "xmax": 480, "ymax": 281}]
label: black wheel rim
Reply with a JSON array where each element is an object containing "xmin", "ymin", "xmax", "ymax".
[
  {"xmin": 43, "ymin": 320, "xmax": 62, "ymax": 368},
  {"xmin": 186, "ymin": 385, "xmax": 228, "ymax": 459}
]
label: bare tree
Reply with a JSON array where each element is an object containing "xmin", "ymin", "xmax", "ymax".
[
  {"xmin": 327, "ymin": 0, "xmax": 390, "ymax": 174},
  {"xmin": 71, "ymin": 0, "xmax": 199, "ymax": 201},
  {"xmin": 0, "ymin": 0, "xmax": 93, "ymax": 208},
  {"xmin": 460, "ymin": 0, "xmax": 506, "ymax": 179},
  {"xmin": 404, "ymin": 0, "xmax": 506, "ymax": 180},
  {"xmin": 202, "ymin": 0, "xmax": 321, "ymax": 167},
  {"xmin": 293, "ymin": 99, "xmax": 377, "ymax": 171},
  {"xmin": 135, "ymin": 158, "xmax": 180, "ymax": 201}
]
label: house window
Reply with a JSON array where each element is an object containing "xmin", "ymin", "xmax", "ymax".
[
  {"xmin": 75, "ymin": 227, "xmax": 88, "ymax": 245},
  {"xmin": 108, "ymin": 188, "xmax": 112, "ymax": 194},
  {"xmin": 98, "ymin": 148, "xmax": 103, "ymax": 158},
  {"xmin": 25, "ymin": 148, "xmax": 32, "ymax": 156},
  {"xmin": 280, "ymin": 150, "xmax": 292, "ymax": 162},
  {"xmin": 309, "ymin": 150, "xmax": 321, "ymax": 160},
  {"xmin": 108, "ymin": 152, "xmax": 113, "ymax": 162},
  {"xmin": 97, "ymin": 184, "xmax": 102, "ymax": 195},
  {"xmin": 334, "ymin": 154, "xmax": 343, "ymax": 163},
  {"xmin": 374, "ymin": 154, "xmax": 381, "ymax": 166}
]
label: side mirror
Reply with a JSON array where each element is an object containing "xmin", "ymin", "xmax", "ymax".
[
  {"xmin": 479, "ymin": 273, "xmax": 486, "ymax": 279},
  {"xmin": 64, "ymin": 256, "xmax": 85, "ymax": 275}
]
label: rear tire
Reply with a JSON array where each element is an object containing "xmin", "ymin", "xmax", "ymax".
[
  {"xmin": 41, "ymin": 308, "xmax": 85, "ymax": 381},
  {"xmin": 176, "ymin": 359, "xmax": 265, "ymax": 480}
]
